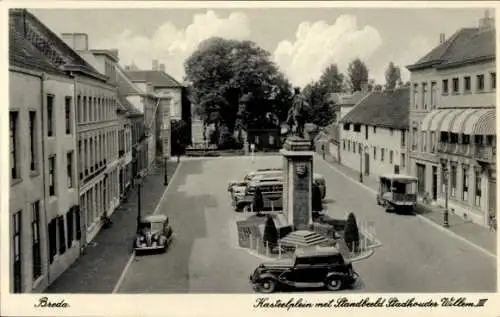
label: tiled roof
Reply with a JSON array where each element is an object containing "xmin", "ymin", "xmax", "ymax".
[
  {"xmin": 116, "ymin": 64, "xmax": 144, "ymax": 95},
  {"xmin": 9, "ymin": 25, "xmax": 66, "ymax": 75},
  {"xmin": 407, "ymin": 27, "xmax": 495, "ymax": 70},
  {"xmin": 117, "ymin": 93, "xmax": 143, "ymax": 117},
  {"xmin": 340, "ymin": 87, "xmax": 410, "ymax": 130},
  {"xmin": 9, "ymin": 9, "xmax": 105, "ymax": 81},
  {"xmin": 126, "ymin": 70, "xmax": 183, "ymax": 88}
]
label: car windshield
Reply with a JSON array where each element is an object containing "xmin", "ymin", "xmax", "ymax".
[{"xmin": 143, "ymin": 221, "xmax": 163, "ymax": 232}]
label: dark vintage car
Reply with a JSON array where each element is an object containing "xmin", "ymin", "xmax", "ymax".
[
  {"xmin": 134, "ymin": 214, "xmax": 173, "ymax": 254},
  {"xmin": 249, "ymin": 246, "xmax": 358, "ymax": 293}
]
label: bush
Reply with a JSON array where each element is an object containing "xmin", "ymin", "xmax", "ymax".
[
  {"xmin": 344, "ymin": 212, "xmax": 360, "ymax": 252},
  {"xmin": 263, "ymin": 214, "xmax": 278, "ymax": 245},
  {"xmin": 252, "ymin": 187, "xmax": 264, "ymax": 214},
  {"xmin": 312, "ymin": 184, "xmax": 322, "ymax": 212}
]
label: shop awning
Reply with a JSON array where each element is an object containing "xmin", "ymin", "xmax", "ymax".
[
  {"xmin": 463, "ymin": 109, "xmax": 496, "ymax": 135},
  {"xmin": 450, "ymin": 109, "xmax": 477, "ymax": 133},
  {"xmin": 420, "ymin": 110, "xmax": 438, "ymax": 131},
  {"xmin": 429, "ymin": 109, "xmax": 454, "ymax": 131},
  {"xmin": 440, "ymin": 109, "xmax": 465, "ymax": 132}
]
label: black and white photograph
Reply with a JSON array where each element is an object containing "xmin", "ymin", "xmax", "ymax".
[{"xmin": 2, "ymin": 1, "xmax": 498, "ymax": 316}]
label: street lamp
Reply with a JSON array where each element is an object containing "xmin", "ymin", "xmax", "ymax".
[
  {"xmin": 136, "ymin": 174, "xmax": 143, "ymax": 233},
  {"xmin": 359, "ymin": 144, "xmax": 363, "ymax": 183},
  {"xmin": 441, "ymin": 159, "xmax": 450, "ymax": 228},
  {"xmin": 164, "ymin": 155, "xmax": 168, "ymax": 186}
]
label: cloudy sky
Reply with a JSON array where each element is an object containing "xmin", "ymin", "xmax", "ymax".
[{"xmin": 30, "ymin": 6, "xmax": 491, "ymax": 87}]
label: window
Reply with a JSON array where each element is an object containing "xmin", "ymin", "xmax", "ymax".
[
  {"xmin": 475, "ymin": 169, "xmax": 482, "ymax": 206},
  {"xmin": 67, "ymin": 208, "xmax": 74, "ymax": 246},
  {"xmin": 462, "ymin": 166, "xmax": 469, "ymax": 201},
  {"xmin": 422, "ymin": 82, "xmax": 428, "ymax": 109},
  {"xmin": 29, "ymin": 111, "xmax": 37, "ymax": 171},
  {"xmin": 373, "ymin": 147, "xmax": 377, "ymax": 160},
  {"xmin": 413, "ymin": 83, "xmax": 419, "ymax": 107},
  {"xmin": 462, "ymin": 134, "xmax": 470, "ymax": 145},
  {"xmin": 343, "ymin": 123, "xmax": 350, "ymax": 131},
  {"xmin": 477, "ymin": 74, "xmax": 485, "ymax": 91},
  {"xmin": 401, "ymin": 131, "xmax": 406, "ymax": 147},
  {"xmin": 47, "ymin": 95, "xmax": 54, "ymax": 137},
  {"xmin": 347, "ymin": 140, "xmax": 350, "ymax": 151},
  {"xmin": 442, "ymin": 79, "xmax": 448, "ymax": 94},
  {"xmin": 422, "ymin": 131, "xmax": 427, "ymax": 151},
  {"xmin": 365, "ymin": 125, "xmax": 368, "ymax": 140},
  {"xmin": 452, "ymin": 78, "xmax": 459, "ymax": 93},
  {"xmin": 49, "ymin": 156, "xmax": 56, "ymax": 196},
  {"xmin": 464, "ymin": 76, "xmax": 471, "ymax": 92},
  {"xmin": 343, "ymin": 140, "xmax": 345, "ymax": 149},
  {"xmin": 65, "ymin": 97, "xmax": 72, "ymax": 134},
  {"xmin": 48, "ymin": 219, "xmax": 57, "ymax": 263},
  {"xmin": 58, "ymin": 216, "xmax": 66, "ymax": 255},
  {"xmin": 451, "ymin": 165, "xmax": 457, "ymax": 197},
  {"xmin": 389, "ymin": 150, "xmax": 393, "ymax": 164},
  {"xmin": 67, "ymin": 151, "xmax": 73, "ymax": 188},
  {"xmin": 491, "ymin": 72, "xmax": 496, "ymax": 90},
  {"xmin": 353, "ymin": 142, "xmax": 356, "ymax": 153},
  {"xmin": 83, "ymin": 96, "xmax": 88, "ymax": 122},
  {"xmin": 75, "ymin": 207, "xmax": 81, "ymax": 241},
  {"xmin": 32, "ymin": 201, "xmax": 42, "ymax": 280},
  {"xmin": 373, "ymin": 126, "xmax": 376, "ymax": 134},
  {"xmin": 390, "ymin": 128, "xmax": 394, "ymax": 136},
  {"xmin": 412, "ymin": 127, "xmax": 418, "ymax": 150},
  {"xmin": 381, "ymin": 148, "xmax": 385, "ymax": 162},
  {"xmin": 10, "ymin": 111, "xmax": 19, "ymax": 180},
  {"xmin": 78, "ymin": 140, "xmax": 83, "ymax": 180},
  {"xmin": 401, "ymin": 153, "xmax": 406, "ymax": 168},
  {"xmin": 431, "ymin": 131, "xmax": 436, "ymax": 152},
  {"xmin": 353, "ymin": 124, "xmax": 361, "ymax": 132},
  {"xmin": 13, "ymin": 211, "xmax": 22, "ymax": 293},
  {"xmin": 431, "ymin": 81, "xmax": 437, "ymax": 108}
]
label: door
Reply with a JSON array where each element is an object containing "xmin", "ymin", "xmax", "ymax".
[
  {"xmin": 364, "ymin": 153, "xmax": 370, "ymax": 175},
  {"xmin": 416, "ymin": 163, "xmax": 426, "ymax": 195},
  {"xmin": 432, "ymin": 166, "xmax": 438, "ymax": 200}
]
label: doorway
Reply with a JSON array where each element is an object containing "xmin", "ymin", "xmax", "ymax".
[
  {"xmin": 432, "ymin": 166, "xmax": 438, "ymax": 200},
  {"xmin": 364, "ymin": 153, "xmax": 370, "ymax": 175}
]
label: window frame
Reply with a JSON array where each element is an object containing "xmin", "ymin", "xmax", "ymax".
[
  {"xmin": 12, "ymin": 210, "xmax": 22, "ymax": 293},
  {"xmin": 47, "ymin": 94, "xmax": 55, "ymax": 137},
  {"xmin": 10, "ymin": 111, "xmax": 20, "ymax": 180},
  {"xmin": 32, "ymin": 201, "xmax": 42, "ymax": 280}
]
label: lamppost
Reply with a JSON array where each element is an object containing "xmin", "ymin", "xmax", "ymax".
[
  {"xmin": 441, "ymin": 159, "xmax": 450, "ymax": 228},
  {"xmin": 136, "ymin": 174, "xmax": 143, "ymax": 233},
  {"xmin": 164, "ymin": 155, "xmax": 168, "ymax": 186},
  {"xmin": 359, "ymin": 144, "xmax": 363, "ymax": 183}
]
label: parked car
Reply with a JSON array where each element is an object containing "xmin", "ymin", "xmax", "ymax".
[
  {"xmin": 249, "ymin": 246, "xmax": 358, "ymax": 293},
  {"xmin": 228, "ymin": 181, "xmax": 249, "ymax": 211},
  {"xmin": 134, "ymin": 214, "xmax": 173, "ymax": 254}
]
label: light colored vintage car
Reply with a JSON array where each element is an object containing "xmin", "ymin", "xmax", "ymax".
[{"xmin": 134, "ymin": 214, "xmax": 173, "ymax": 253}]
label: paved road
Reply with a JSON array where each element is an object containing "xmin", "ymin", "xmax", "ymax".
[{"xmin": 118, "ymin": 156, "xmax": 496, "ymax": 293}]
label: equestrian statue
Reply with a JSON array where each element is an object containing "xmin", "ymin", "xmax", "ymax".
[{"xmin": 285, "ymin": 87, "xmax": 308, "ymax": 138}]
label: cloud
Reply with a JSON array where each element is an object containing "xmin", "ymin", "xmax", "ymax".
[
  {"xmin": 273, "ymin": 15, "xmax": 383, "ymax": 88},
  {"xmin": 96, "ymin": 10, "xmax": 251, "ymax": 82}
]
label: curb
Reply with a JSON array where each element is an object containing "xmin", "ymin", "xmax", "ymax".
[{"xmin": 350, "ymin": 248, "xmax": 375, "ymax": 263}]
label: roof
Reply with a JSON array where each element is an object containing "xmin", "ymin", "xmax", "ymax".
[
  {"xmin": 117, "ymin": 93, "xmax": 142, "ymax": 117},
  {"xmin": 407, "ymin": 27, "xmax": 495, "ymax": 71},
  {"xmin": 126, "ymin": 70, "xmax": 183, "ymax": 88},
  {"xmin": 116, "ymin": 64, "xmax": 144, "ymax": 95},
  {"xmin": 340, "ymin": 87, "xmax": 410, "ymax": 130},
  {"xmin": 9, "ymin": 9, "xmax": 107, "ymax": 81},
  {"xmin": 9, "ymin": 24, "xmax": 66, "ymax": 76},
  {"xmin": 380, "ymin": 174, "xmax": 418, "ymax": 182},
  {"xmin": 142, "ymin": 214, "xmax": 167, "ymax": 223}
]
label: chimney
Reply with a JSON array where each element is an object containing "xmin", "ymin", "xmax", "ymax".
[
  {"xmin": 61, "ymin": 33, "xmax": 89, "ymax": 51},
  {"xmin": 152, "ymin": 59, "xmax": 159, "ymax": 71},
  {"xmin": 159, "ymin": 63, "xmax": 165, "ymax": 72},
  {"xmin": 439, "ymin": 33, "xmax": 446, "ymax": 44},
  {"xmin": 479, "ymin": 9, "xmax": 495, "ymax": 31}
]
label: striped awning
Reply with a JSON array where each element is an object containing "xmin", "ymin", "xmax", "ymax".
[
  {"xmin": 451, "ymin": 109, "xmax": 477, "ymax": 133},
  {"xmin": 440, "ymin": 109, "xmax": 465, "ymax": 132},
  {"xmin": 421, "ymin": 110, "xmax": 438, "ymax": 131},
  {"xmin": 463, "ymin": 109, "xmax": 496, "ymax": 135},
  {"xmin": 429, "ymin": 109, "xmax": 454, "ymax": 131}
]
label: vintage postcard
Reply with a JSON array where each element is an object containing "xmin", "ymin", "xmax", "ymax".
[{"xmin": 1, "ymin": 1, "xmax": 498, "ymax": 316}]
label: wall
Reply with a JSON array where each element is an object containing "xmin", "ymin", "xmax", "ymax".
[
  {"xmin": 341, "ymin": 124, "xmax": 408, "ymax": 179},
  {"xmin": 155, "ymin": 87, "xmax": 182, "ymax": 120},
  {"xmin": 9, "ymin": 70, "xmax": 47, "ymax": 292}
]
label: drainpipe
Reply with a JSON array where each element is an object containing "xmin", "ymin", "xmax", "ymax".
[{"xmin": 39, "ymin": 71, "xmax": 51, "ymax": 286}]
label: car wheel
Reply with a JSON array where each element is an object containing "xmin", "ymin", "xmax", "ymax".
[
  {"xmin": 325, "ymin": 278, "xmax": 343, "ymax": 291},
  {"xmin": 257, "ymin": 278, "xmax": 276, "ymax": 293}
]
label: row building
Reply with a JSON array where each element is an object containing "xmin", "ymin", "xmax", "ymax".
[{"xmin": 406, "ymin": 11, "xmax": 496, "ymax": 227}]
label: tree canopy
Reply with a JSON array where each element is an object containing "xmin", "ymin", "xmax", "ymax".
[
  {"xmin": 184, "ymin": 37, "xmax": 293, "ymax": 134},
  {"xmin": 384, "ymin": 62, "xmax": 402, "ymax": 90},
  {"xmin": 347, "ymin": 58, "xmax": 369, "ymax": 92}
]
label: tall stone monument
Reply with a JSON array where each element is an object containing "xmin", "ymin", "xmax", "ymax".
[{"xmin": 280, "ymin": 136, "xmax": 314, "ymax": 230}]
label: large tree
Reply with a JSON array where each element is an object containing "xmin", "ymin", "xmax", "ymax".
[
  {"xmin": 184, "ymin": 37, "xmax": 292, "ymax": 135},
  {"xmin": 384, "ymin": 62, "xmax": 402, "ymax": 90},
  {"xmin": 347, "ymin": 58, "xmax": 369, "ymax": 92}
]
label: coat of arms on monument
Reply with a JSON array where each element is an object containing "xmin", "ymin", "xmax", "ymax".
[{"xmin": 296, "ymin": 163, "xmax": 308, "ymax": 177}]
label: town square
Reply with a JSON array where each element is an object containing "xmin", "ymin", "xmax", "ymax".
[{"xmin": 4, "ymin": 3, "xmax": 496, "ymax": 304}]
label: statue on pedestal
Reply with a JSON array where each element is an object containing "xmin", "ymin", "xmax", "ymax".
[{"xmin": 285, "ymin": 87, "xmax": 308, "ymax": 139}]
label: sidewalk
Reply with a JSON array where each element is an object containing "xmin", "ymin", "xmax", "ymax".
[
  {"xmin": 45, "ymin": 162, "xmax": 178, "ymax": 293},
  {"xmin": 318, "ymin": 152, "xmax": 496, "ymax": 256}
]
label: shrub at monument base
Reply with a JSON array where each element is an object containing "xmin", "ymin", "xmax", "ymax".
[
  {"xmin": 344, "ymin": 212, "xmax": 360, "ymax": 252},
  {"xmin": 263, "ymin": 214, "xmax": 279, "ymax": 245}
]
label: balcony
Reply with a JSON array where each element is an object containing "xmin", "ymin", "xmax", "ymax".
[{"xmin": 475, "ymin": 146, "xmax": 496, "ymax": 163}]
